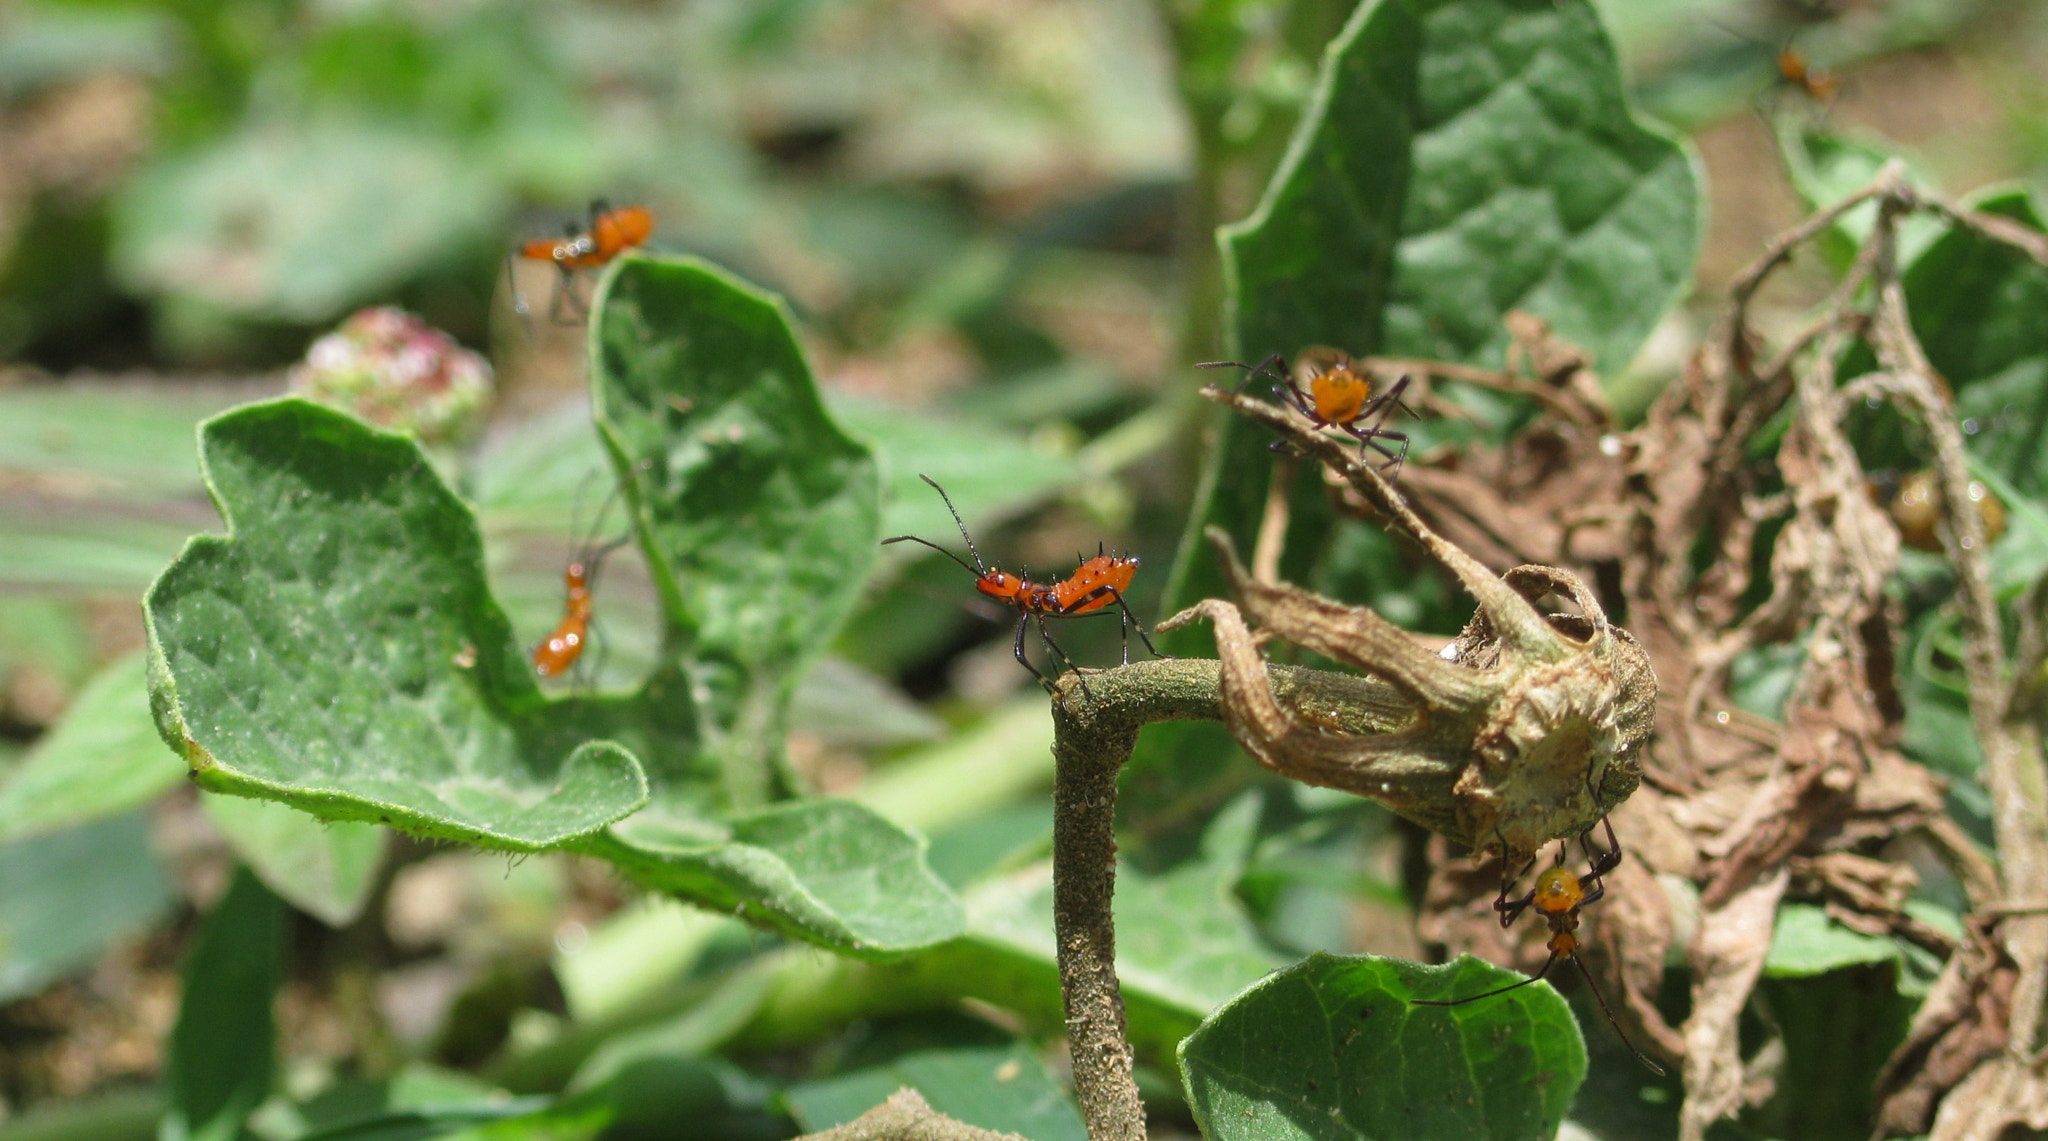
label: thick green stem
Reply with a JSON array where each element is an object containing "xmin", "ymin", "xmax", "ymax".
[{"xmin": 1047, "ymin": 657, "xmax": 1406, "ymax": 1141}]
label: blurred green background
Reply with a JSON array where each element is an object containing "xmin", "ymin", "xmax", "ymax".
[{"xmin": 1, "ymin": 0, "xmax": 2044, "ymax": 1136}]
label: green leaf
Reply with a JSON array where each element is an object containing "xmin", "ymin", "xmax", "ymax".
[
  {"xmin": 0, "ymin": 652, "xmax": 184, "ymax": 844},
  {"xmin": 825, "ymin": 395, "xmax": 1079, "ymax": 541},
  {"xmin": 1763, "ymin": 903, "xmax": 1899, "ymax": 978},
  {"xmin": 0, "ymin": 811, "xmax": 174, "ymax": 1001},
  {"xmin": 783, "ymin": 1042, "xmax": 1086, "ymax": 1141},
  {"xmin": 788, "ymin": 658, "xmax": 946, "ymax": 751},
  {"xmin": 202, "ymin": 795, "xmax": 386, "ymax": 927},
  {"xmin": 111, "ymin": 122, "xmax": 504, "ymax": 321},
  {"xmin": 589, "ymin": 255, "xmax": 880, "ymax": 808},
  {"xmin": 143, "ymin": 397, "xmax": 651, "ymax": 850},
  {"xmin": 573, "ymin": 255, "xmax": 961, "ymax": 955},
  {"xmin": 1225, "ymin": 0, "xmax": 1697, "ymax": 380},
  {"xmin": 1755, "ymin": 969, "xmax": 1913, "ymax": 1141},
  {"xmin": 1171, "ymin": 0, "xmax": 1698, "ymax": 607},
  {"xmin": 163, "ymin": 868, "xmax": 287, "ymax": 1141},
  {"xmin": 142, "ymin": 263, "xmax": 961, "ymax": 957},
  {"xmin": 1179, "ymin": 953, "xmax": 1586, "ymax": 1141},
  {"xmin": 593, "ymin": 798, "xmax": 963, "ymax": 956},
  {"xmin": 1900, "ymin": 190, "xmax": 2048, "ymax": 498},
  {"xmin": 570, "ymin": 956, "xmax": 783, "ymax": 1090},
  {"xmin": 0, "ymin": 504, "xmax": 207, "ymax": 592},
  {"xmin": 947, "ymin": 850, "xmax": 1289, "ymax": 1058},
  {"xmin": 0, "ymin": 384, "xmax": 235, "ymax": 501},
  {"xmin": 1155, "ymin": 0, "xmax": 1699, "ymax": 798}
]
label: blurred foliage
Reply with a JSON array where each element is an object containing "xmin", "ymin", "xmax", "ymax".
[{"xmin": 1, "ymin": 0, "xmax": 2047, "ymax": 1140}]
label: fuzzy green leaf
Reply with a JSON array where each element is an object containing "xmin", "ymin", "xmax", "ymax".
[
  {"xmin": 1179, "ymin": 953, "xmax": 1586, "ymax": 1141},
  {"xmin": 144, "ymin": 398, "xmax": 650, "ymax": 850},
  {"xmin": 1225, "ymin": 0, "xmax": 1698, "ymax": 373},
  {"xmin": 143, "ymin": 260, "xmax": 961, "ymax": 958},
  {"xmin": 594, "ymin": 799, "xmax": 964, "ymax": 955},
  {"xmin": 590, "ymin": 256, "xmax": 879, "ymax": 810},
  {"xmin": 576, "ymin": 255, "xmax": 962, "ymax": 954},
  {"xmin": 1763, "ymin": 903, "xmax": 1900, "ymax": 978}
]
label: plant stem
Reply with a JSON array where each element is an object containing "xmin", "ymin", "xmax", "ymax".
[{"xmin": 1046, "ymin": 656, "xmax": 1417, "ymax": 1141}]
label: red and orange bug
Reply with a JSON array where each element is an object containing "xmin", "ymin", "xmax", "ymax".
[
  {"xmin": 1410, "ymin": 813, "xmax": 1668, "ymax": 1077},
  {"xmin": 881, "ymin": 474, "xmax": 1163, "ymax": 696},
  {"xmin": 1199, "ymin": 347, "xmax": 1412, "ymax": 475},
  {"xmin": 1775, "ymin": 44, "xmax": 1837, "ymax": 103},
  {"xmin": 511, "ymin": 200, "xmax": 655, "ymax": 324},
  {"xmin": 531, "ymin": 486, "xmax": 630, "ymax": 683}
]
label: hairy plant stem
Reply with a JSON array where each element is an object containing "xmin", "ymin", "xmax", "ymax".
[{"xmin": 1047, "ymin": 657, "xmax": 1400, "ymax": 1141}]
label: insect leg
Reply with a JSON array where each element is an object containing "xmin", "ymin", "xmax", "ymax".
[
  {"xmin": 1569, "ymin": 953, "xmax": 1668, "ymax": 1076},
  {"xmin": 1036, "ymin": 616, "xmax": 1094, "ymax": 702},
  {"xmin": 1012, "ymin": 613, "xmax": 1057, "ymax": 694},
  {"xmin": 1579, "ymin": 770, "xmax": 1625, "ymax": 883},
  {"xmin": 1494, "ymin": 853, "xmax": 1541, "ymax": 929}
]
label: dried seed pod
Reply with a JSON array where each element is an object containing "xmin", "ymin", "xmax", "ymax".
[{"xmin": 1158, "ymin": 382, "xmax": 1658, "ymax": 865}]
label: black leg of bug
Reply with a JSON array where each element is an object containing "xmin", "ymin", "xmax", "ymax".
[
  {"xmin": 1344, "ymin": 374, "xmax": 1414, "ymax": 477},
  {"xmin": 1494, "ymin": 855, "xmax": 1542, "ymax": 929},
  {"xmin": 1578, "ymin": 771, "xmax": 1625, "ymax": 882},
  {"xmin": 1010, "ymin": 613, "xmax": 1060, "ymax": 695},
  {"xmin": 1572, "ymin": 951, "xmax": 1668, "ymax": 1077},
  {"xmin": 1034, "ymin": 615, "xmax": 1095, "ymax": 702},
  {"xmin": 1059, "ymin": 585, "xmax": 1171, "ymax": 667},
  {"xmin": 550, "ymin": 266, "xmax": 589, "ymax": 326}
]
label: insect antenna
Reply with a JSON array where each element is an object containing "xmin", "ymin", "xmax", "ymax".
[
  {"xmin": 1570, "ymin": 953, "xmax": 1667, "ymax": 1077},
  {"xmin": 1198, "ymin": 355, "xmax": 1290, "ymax": 395},
  {"xmin": 880, "ymin": 533, "xmax": 985, "ymax": 579},
  {"xmin": 914, "ymin": 474, "xmax": 990, "ymax": 575}
]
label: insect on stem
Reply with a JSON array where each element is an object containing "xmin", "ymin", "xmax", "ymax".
[
  {"xmin": 1198, "ymin": 348, "xmax": 1412, "ymax": 477},
  {"xmin": 881, "ymin": 474, "xmax": 1167, "ymax": 698}
]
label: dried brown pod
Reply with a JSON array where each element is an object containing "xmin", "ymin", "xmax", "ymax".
[{"xmin": 1157, "ymin": 383, "xmax": 1657, "ymax": 865}]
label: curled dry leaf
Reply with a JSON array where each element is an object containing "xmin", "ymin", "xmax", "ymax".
[{"xmin": 1157, "ymin": 385, "xmax": 1658, "ymax": 867}]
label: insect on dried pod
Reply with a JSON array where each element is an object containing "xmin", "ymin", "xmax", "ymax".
[{"xmin": 1156, "ymin": 381, "xmax": 1658, "ymax": 866}]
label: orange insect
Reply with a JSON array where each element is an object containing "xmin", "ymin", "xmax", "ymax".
[
  {"xmin": 881, "ymin": 474, "xmax": 1162, "ymax": 695},
  {"xmin": 512, "ymin": 200, "xmax": 655, "ymax": 324},
  {"xmin": 1199, "ymin": 347, "xmax": 1412, "ymax": 475},
  {"xmin": 1411, "ymin": 814, "xmax": 1667, "ymax": 1077},
  {"xmin": 1776, "ymin": 45, "xmax": 1837, "ymax": 102},
  {"xmin": 531, "ymin": 491, "xmax": 630, "ymax": 682}
]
